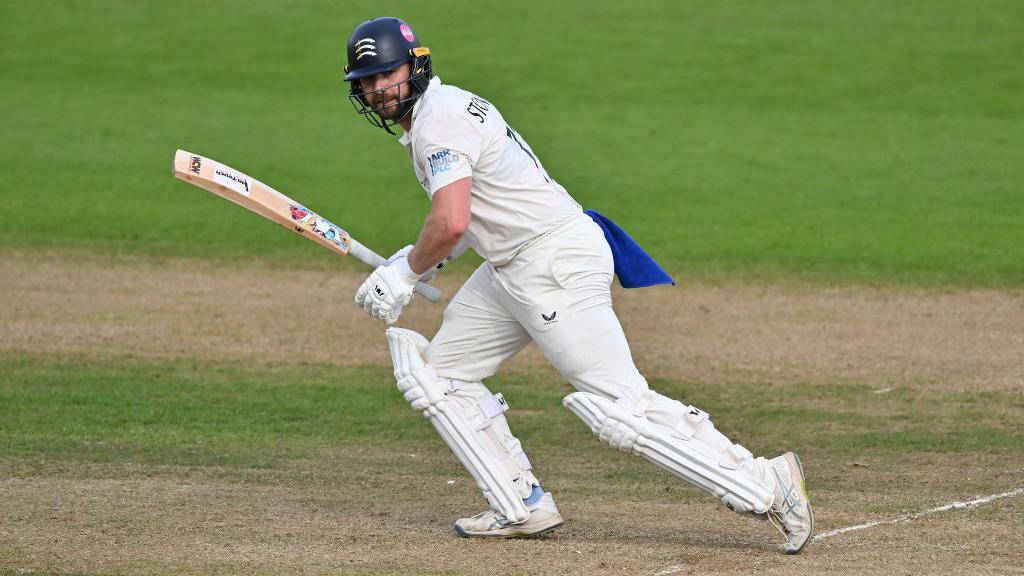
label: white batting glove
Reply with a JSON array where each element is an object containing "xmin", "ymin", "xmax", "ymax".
[
  {"xmin": 355, "ymin": 254, "xmax": 420, "ymax": 324},
  {"xmin": 387, "ymin": 244, "xmax": 448, "ymax": 283},
  {"xmin": 385, "ymin": 245, "xmax": 414, "ymax": 265}
]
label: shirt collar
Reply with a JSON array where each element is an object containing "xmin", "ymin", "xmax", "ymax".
[{"xmin": 398, "ymin": 76, "xmax": 442, "ymax": 146}]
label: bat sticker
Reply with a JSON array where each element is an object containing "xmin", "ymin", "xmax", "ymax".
[
  {"xmin": 289, "ymin": 204, "xmax": 350, "ymax": 251},
  {"xmin": 213, "ymin": 166, "xmax": 251, "ymax": 196}
]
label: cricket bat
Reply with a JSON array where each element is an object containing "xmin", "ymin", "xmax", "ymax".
[{"xmin": 172, "ymin": 149, "xmax": 442, "ymax": 303}]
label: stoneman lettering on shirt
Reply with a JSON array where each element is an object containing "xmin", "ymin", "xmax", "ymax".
[{"xmin": 466, "ymin": 96, "xmax": 490, "ymax": 123}]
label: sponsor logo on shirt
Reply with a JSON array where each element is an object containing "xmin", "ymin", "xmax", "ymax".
[{"xmin": 427, "ymin": 149, "xmax": 461, "ymax": 177}]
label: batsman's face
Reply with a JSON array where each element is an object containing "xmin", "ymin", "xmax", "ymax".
[{"xmin": 358, "ymin": 63, "xmax": 411, "ymax": 119}]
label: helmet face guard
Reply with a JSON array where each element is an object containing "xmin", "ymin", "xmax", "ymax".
[
  {"xmin": 344, "ymin": 17, "xmax": 433, "ymax": 135},
  {"xmin": 347, "ymin": 48, "xmax": 432, "ymax": 135}
]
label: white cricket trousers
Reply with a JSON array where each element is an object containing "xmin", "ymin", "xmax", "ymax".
[
  {"xmin": 424, "ymin": 214, "xmax": 776, "ymax": 510},
  {"xmin": 423, "ymin": 212, "xmax": 655, "ymax": 485},
  {"xmin": 425, "ymin": 213, "xmax": 651, "ymax": 404}
]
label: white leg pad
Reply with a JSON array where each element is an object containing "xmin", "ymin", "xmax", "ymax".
[
  {"xmin": 387, "ymin": 327, "xmax": 531, "ymax": 524},
  {"xmin": 564, "ymin": 391, "xmax": 774, "ymax": 514}
]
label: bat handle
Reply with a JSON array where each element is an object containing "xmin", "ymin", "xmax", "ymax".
[{"xmin": 348, "ymin": 240, "xmax": 443, "ymax": 304}]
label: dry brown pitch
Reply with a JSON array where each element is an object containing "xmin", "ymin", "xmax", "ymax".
[{"xmin": 2, "ymin": 251, "xmax": 1022, "ymax": 575}]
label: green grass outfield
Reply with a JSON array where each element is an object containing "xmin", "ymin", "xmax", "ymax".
[
  {"xmin": 2, "ymin": 1, "xmax": 1022, "ymax": 286},
  {"xmin": 3, "ymin": 353, "xmax": 1021, "ymax": 497}
]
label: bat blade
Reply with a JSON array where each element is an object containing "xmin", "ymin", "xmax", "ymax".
[
  {"xmin": 172, "ymin": 149, "xmax": 354, "ymax": 257},
  {"xmin": 172, "ymin": 149, "xmax": 442, "ymax": 303}
]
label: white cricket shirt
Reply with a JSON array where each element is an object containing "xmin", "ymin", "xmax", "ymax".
[{"xmin": 399, "ymin": 77, "xmax": 582, "ymax": 266}]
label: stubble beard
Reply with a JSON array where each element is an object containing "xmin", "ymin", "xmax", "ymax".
[{"xmin": 378, "ymin": 84, "xmax": 410, "ymax": 118}]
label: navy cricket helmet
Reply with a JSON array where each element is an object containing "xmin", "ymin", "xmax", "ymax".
[{"xmin": 344, "ymin": 17, "xmax": 432, "ymax": 134}]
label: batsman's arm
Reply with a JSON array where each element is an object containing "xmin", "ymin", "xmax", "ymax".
[{"xmin": 408, "ymin": 177, "xmax": 472, "ymax": 275}]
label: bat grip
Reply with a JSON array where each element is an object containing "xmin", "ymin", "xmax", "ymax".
[{"xmin": 348, "ymin": 240, "xmax": 443, "ymax": 304}]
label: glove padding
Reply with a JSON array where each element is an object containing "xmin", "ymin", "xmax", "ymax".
[{"xmin": 355, "ymin": 252, "xmax": 421, "ymax": 324}]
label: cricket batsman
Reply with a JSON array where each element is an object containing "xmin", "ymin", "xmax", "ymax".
[{"xmin": 345, "ymin": 17, "xmax": 813, "ymax": 553}]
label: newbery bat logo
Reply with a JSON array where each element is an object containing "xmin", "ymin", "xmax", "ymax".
[{"xmin": 190, "ymin": 156, "xmax": 202, "ymax": 174}]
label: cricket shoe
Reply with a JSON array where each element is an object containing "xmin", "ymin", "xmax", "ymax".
[
  {"xmin": 454, "ymin": 492, "xmax": 563, "ymax": 538},
  {"xmin": 764, "ymin": 452, "xmax": 814, "ymax": 554}
]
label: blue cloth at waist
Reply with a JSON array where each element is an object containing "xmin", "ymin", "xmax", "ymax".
[{"xmin": 584, "ymin": 209, "xmax": 675, "ymax": 289}]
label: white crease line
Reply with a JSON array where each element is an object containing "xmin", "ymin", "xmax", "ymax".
[
  {"xmin": 653, "ymin": 566, "xmax": 687, "ymax": 576},
  {"xmin": 813, "ymin": 486, "xmax": 1024, "ymax": 541}
]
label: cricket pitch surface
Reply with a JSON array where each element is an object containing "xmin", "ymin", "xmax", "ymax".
[{"xmin": 2, "ymin": 251, "xmax": 1022, "ymax": 575}]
